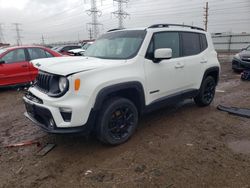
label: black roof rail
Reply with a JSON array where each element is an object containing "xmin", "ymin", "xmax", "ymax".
[
  {"xmin": 148, "ymin": 24, "xmax": 205, "ymax": 31},
  {"xmin": 107, "ymin": 28, "xmax": 125, "ymax": 32}
]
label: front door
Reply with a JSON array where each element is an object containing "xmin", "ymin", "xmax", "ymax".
[
  {"xmin": 0, "ymin": 48, "xmax": 30, "ymax": 86},
  {"xmin": 144, "ymin": 31, "xmax": 187, "ymax": 104}
]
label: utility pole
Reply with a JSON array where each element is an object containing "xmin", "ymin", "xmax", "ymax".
[
  {"xmin": 41, "ymin": 35, "xmax": 45, "ymax": 45},
  {"xmin": 0, "ymin": 23, "xmax": 5, "ymax": 43},
  {"xmin": 203, "ymin": 2, "xmax": 209, "ymax": 31},
  {"xmin": 112, "ymin": 0, "xmax": 129, "ymax": 29},
  {"xmin": 13, "ymin": 23, "xmax": 23, "ymax": 46},
  {"xmin": 86, "ymin": 0, "xmax": 102, "ymax": 39}
]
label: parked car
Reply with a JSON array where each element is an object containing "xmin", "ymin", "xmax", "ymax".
[
  {"xmin": 0, "ymin": 46, "xmax": 61, "ymax": 87},
  {"xmin": 68, "ymin": 42, "xmax": 93, "ymax": 56},
  {"xmin": 232, "ymin": 45, "xmax": 250, "ymax": 72},
  {"xmin": 54, "ymin": 45, "xmax": 81, "ymax": 55},
  {"xmin": 24, "ymin": 24, "xmax": 220, "ymax": 145}
]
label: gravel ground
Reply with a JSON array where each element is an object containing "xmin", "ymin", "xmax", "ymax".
[{"xmin": 0, "ymin": 61, "xmax": 250, "ymax": 188}]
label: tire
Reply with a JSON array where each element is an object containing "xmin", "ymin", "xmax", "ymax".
[
  {"xmin": 194, "ymin": 76, "xmax": 216, "ymax": 107},
  {"xmin": 233, "ymin": 68, "xmax": 242, "ymax": 73},
  {"xmin": 96, "ymin": 97, "xmax": 138, "ymax": 145}
]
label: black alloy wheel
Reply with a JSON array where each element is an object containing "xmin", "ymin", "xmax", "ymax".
[{"xmin": 97, "ymin": 97, "xmax": 138, "ymax": 145}]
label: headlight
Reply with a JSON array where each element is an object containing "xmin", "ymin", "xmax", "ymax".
[
  {"xmin": 59, "ymin": 77, "xmax": 68, "ymax": 92},
  {"xmin": 234, "ymin": 53, "xmax": 241, "ymax": 60},
  {"xmin": 48, "ymin": 76, "xmax": 69, "ymax": 98}
]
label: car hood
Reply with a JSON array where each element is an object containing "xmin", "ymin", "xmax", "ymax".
[
  {"xmin": 240, "ymin": 50, "xmax": 250, "ymax": 58},
  {"xmin": 31, "ymin": 56, "xmax": 126, "ymax": 76},
  {"xmin": 68, "ymin": 48, "xmax": 85, "ymax": 53}
]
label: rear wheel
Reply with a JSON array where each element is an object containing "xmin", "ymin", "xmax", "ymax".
[
  {"xmin": 96, "ymin": 97, "xmax": 138, "ymax": 145},
  {"xmin": 194, "ymin": 76, "xmax": 216, "ymax": 107}
]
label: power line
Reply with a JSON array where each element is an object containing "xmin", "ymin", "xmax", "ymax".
[
  {"xmin": 112, "ymin": 0, "xmax": 129, "ymax": 29},
  {"xmin": 86, "ymin": 0, "xmax": 103, "ymax": 39},
  {"xmin": 12, "ymin": 23, "xmax": 23, "ymax": 46}
]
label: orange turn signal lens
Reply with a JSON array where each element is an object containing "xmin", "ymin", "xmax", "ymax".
[{"xmin": 74, "ymin": 79, "xmax": 81, "ymax": 91}]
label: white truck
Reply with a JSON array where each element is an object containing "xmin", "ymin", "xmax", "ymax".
[{"xmin": 23, "ymin": 24, "xmax": 220, "ymax": 145}]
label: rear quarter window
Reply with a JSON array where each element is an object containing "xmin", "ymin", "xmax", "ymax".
[
  {"xmin": 200, "ymin": 34, "xmax": 208, "ymax": 51},
  {"xmin": 181, "ymin": 32, "xmax": 201, "ymax": 56}
]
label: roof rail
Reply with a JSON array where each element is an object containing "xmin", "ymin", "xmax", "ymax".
[
  {"xmin": 107, "ymin": 28, "xmax": 125, "ymax": 32},
  {"xmin": 148, "ymin": 24, "xmax": 205, "ymax": 31}
]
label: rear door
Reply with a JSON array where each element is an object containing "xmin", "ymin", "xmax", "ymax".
[
  {"xmin": 0, "ymin": 48, "xmax": 30, "ymax": 86},
  {"xmin": 179, "ymin": 32, "xmax": 207, "ymax": 89}
]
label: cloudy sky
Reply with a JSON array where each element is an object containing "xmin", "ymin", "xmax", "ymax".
[{"xmin": 0, "ymin": 0, "xmax": 249, "ymax": 45}]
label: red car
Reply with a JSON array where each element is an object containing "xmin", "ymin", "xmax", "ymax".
[{"xmin": 0, "ymin": 46, "xmax": 61, "ymax": 87}]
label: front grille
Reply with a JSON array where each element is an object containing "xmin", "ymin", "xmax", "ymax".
[{"xmin": 35, "ymin": 71, "xmax": 54, "ymax": 93}]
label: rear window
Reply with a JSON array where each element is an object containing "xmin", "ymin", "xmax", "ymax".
[{"xmin": 181, "ymin": 32, "xmax": 201, "ymax": 56}]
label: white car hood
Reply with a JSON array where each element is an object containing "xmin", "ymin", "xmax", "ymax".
[
  {"xmin": 68, "ymin": 48, "xmax": 85, "ymax": 53},
  {"xmin": 31, "ymin": 56, "xmax": 125, "ymax": 76}
]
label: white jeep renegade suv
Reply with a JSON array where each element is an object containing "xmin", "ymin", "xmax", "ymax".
[{"xmin": 23, "ymin": 24, "xmax": 220, "ymax": 145}]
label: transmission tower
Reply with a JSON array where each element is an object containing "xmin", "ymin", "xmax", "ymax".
[
  {"xmin": 88, "ymin": 28, "xmax": 93, "ymax": 40},
  {"xmin": 112, "ymin": 0, "xmax": 129, "ymax": 29},
  {"xmin": 86, "ymin": 0, "xmax": 103, "ymax": 39},
  {"xmin": 13, "ymin": 23, "xmax": 23, "ymax": 46},
  {"xmin": 41, "ymin": 35, "xmax": 45, "ymax": 45}
]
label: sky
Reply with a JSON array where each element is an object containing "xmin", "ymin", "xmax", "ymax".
[{"xmin": 0, "ymin": 0, "xmax": 249, "ymax": 45}]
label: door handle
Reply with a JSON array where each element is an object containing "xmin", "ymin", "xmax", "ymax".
[
  {"xmin": 200, "ymin": 60, "xmax": 208, "ymax": 64},
  {"xmin": 21, "ymin": 64, "xmax": 28, "ymax": 68},
  {"xmin": 175, "ymin": 62, "xmax": 184, "ymax": 69}
]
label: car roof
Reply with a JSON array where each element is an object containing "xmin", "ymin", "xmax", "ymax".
[{"xmin": 2, "ymin": 45, "xmax": 49, "ymax": 51}]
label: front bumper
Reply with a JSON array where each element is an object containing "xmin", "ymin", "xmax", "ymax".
[
  {"xmin": 23, "ymin": 93, "xmax": 96, "ymax": 134},
  {"xmin": 232, "ymin": 58, "xmax": 250, "ymax": 70}
]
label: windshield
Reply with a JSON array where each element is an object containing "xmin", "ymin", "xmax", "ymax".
[
  {"xmin": 85, "ymin": 30, "xmax": 146, "ymax": 59},
  {"xmin": 82, "ymin": 43, "xmax": 91, "ymax": 50},
  {"xmin": 247, "ymin": 46, "xmax": 250, "ymax": 51},
  {"xmin": 52, "ymin": 46, "xmax": 59, "ymax": 51}
]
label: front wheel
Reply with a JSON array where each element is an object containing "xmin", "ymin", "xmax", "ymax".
[
  {"xmin": 194, "ymin": 76, "xmax": 216, "ymax": 107},
  {"xmin": 96, "ymin": 97, "xmax": 138, "ymax": 145}
]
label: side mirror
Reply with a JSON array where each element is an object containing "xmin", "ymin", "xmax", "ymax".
[
  {"xmin": 0, "ymin": 60, "xmax": 5, "ymax": 64},
  {"xmin": 154, "ymin": 48, "xmax": 172, "ymax": 63},
  {"xmin": 241, "ymin": 48, "xmax": 246, "ymax": 51}
]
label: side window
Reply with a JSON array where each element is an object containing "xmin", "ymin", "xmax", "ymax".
[
  {"xmin": 68, "ymin": 46, "xmax": 77, "ymax": 50},
  {"xmin": 154, "ymin": 32, "xmax": 180, "ymax": 58},
  {"xmin": 2, "ymin": 49, "xmax": 26, "ymax": 63},
  {"xmin": 200, "ymin": 34, "xmax": 208, "ymax": 51},
  {"xmin": 45, "ymin": 51, "xmax": 53, "ymax": 58},
  {"xmin": 145, "ymin": 40, "xmax": 154, "ymax": 59},
  {"xmin": 181, "ymin": 32, "xmax": 201, "ymax": 56},
  {"xmin": 28, "ymin": 48, "xmax": 47, "ymax": 60}
]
